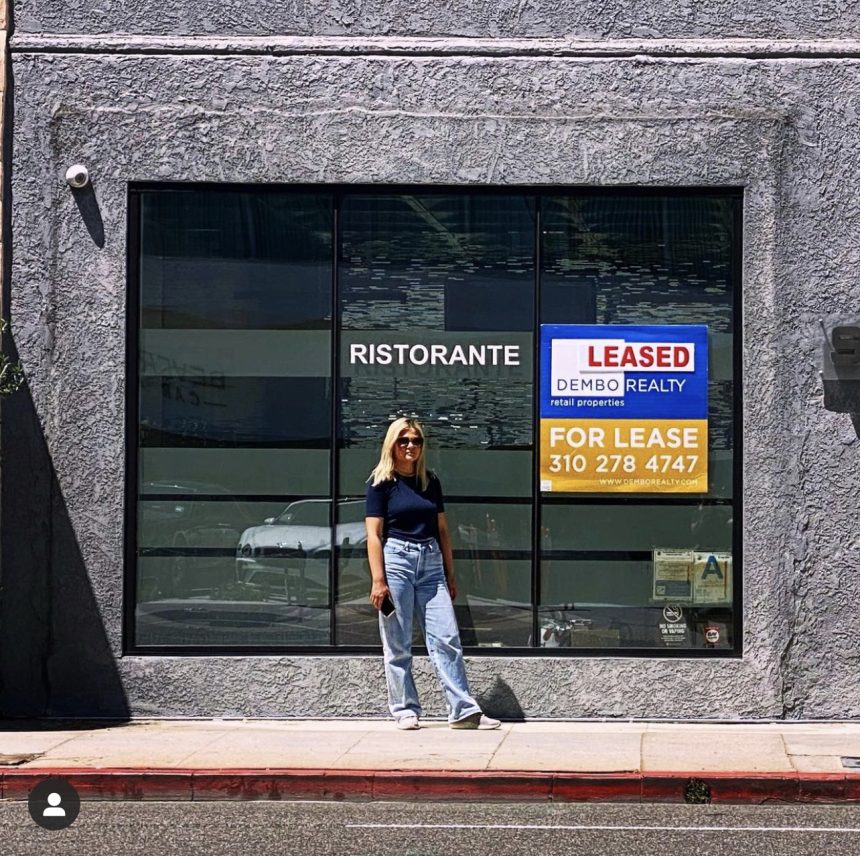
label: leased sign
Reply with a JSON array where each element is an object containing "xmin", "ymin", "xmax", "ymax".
[{"xmin": 539, "ymin": 324, "xmax": 709, "ymax": 493}]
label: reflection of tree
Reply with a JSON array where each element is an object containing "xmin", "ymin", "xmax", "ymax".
[
  {"xmin": 338, "ymin": 377, "xmax": 356, "ymax": 446},
  {"xmin": 459, "ymin": 378, "xmax": 481, "ymax": 443},
  {"xmin": 340, "ymin": 195, "xmax": 534, "ymax": 332},
  {"xmin": 342, "ymin": 373, "xmax": 531, "ymax": 449},
  {"xmin": 543, "ymin": 196, "xmax": 736, "ymax": 333}
]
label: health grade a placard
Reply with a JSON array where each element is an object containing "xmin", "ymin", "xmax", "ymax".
[{"xmin": 539, "ymin": 324, "xmax": 709, "ymax": 493}]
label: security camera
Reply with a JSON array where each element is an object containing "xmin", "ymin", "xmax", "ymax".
[{"xmin": 65, "ymin": 164, "xmax": 90, "ymax": 189}]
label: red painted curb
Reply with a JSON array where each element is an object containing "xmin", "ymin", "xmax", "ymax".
[
  {"xmin": 3, "ymin": 768, "xmax": 860, "ymax": 804},
  {"xmin": 553, "ymin": 773, "xmax": 642, "ymax": 803},
  {"xmin": 371, "ymin": 770, "xmax": 553, "ymax": 801}
]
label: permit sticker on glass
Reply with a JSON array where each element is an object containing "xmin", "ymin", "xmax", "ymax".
[
  {"xmin": 652, "ymin": 548, "xmax": 693, "ymax": 601},
  {"xmin": 692, "ymin": 551, "xmax": 732, "ymax": 604}
]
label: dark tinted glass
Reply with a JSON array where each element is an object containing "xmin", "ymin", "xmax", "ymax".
[
  {"xmin": 132, "ymin": 187, "xmax": 740, "ymax": 655},
  {"xmin": 135, "ymin": 191, "xmax": 334, "ymax": 647},
  {"xmin": 140, "ymin": 377, "xmax": 331, "ymax": 448},
  {"xmin": 336, "ymin": 193, "xmax": 536, "ymax": 647},
  {"xmin": 538, "ymin": 193, "xmax": 738, "ymax": 651},
  {"xmin": 141, "ymin": 191, "xmax": 332, "ymax": 329}
]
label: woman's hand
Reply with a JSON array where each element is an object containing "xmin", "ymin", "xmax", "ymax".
[
  {"xmin": 446, "ymin": 573, "xmax": 458, "ymax": 601},
  {"xmin": 369, "ymin": 579, "xmax": 391, "ymax": 611},
  {"xmin": 437, "ymin": 513, "xmax": 457, "ymax": 601},
  {"xmin": 365, "ymin": 517, "xmax": 388, "ymax": 610}
]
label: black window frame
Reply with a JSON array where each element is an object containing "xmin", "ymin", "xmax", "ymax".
[{"xmin": 124, "ymin": 183, "xmax": 743, "ymax": 659}]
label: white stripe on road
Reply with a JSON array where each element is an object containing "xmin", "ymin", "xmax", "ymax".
[{"xmin": 347, "ymin": 823, "xmax": 860, "ymax": 833}]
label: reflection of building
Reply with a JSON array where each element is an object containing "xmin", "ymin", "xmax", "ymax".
[{"xmin": 3, "ymin": 1, "xmax": 859, "ymax": 721}]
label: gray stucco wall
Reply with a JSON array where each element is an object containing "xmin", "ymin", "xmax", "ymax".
[
  {"xmin": 2, "ymin": 3, "xmax": 859, "ymax": 718},
  {"xmin": 12, "ymin": 0, "xmax": 860, "ymax": 39}
]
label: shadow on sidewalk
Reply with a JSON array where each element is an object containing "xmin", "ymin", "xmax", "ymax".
[
  {"xmin": 479, "ymin": 678, "xmax": 525, "ymax": 721},
  {"xmin": 0, "ymin": 719, "xmax": 134, "ymax": 732}
]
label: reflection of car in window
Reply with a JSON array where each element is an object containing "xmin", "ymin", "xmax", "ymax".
[
  {"xmin": 273, "ymin": 502, "xmax": 329, "ymax": 528},
  {"xmin": 235, "ymin": 499, "xmax": 366, "ymax": 603},
  {"xmin": 138, "ymin": 481, "xmax": 264, "ymax": 599}
]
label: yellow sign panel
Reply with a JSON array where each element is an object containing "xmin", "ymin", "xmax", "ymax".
[{"xmin": 539, "ymin": 418, "xmax": 708, "ymax": 493}]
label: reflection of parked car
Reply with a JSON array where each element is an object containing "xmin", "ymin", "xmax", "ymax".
[
  {"xmin": 235, "ymin": 499, "xmax": 366, "ymax": 602},
  {"xmin": 139, "ymin": 481, "xmax": 260, "ymax": 599}
]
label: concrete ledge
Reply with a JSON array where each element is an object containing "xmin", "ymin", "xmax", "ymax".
[
  {"xmin": 10, "ymin": 34, "xmax": 860, "ymax": 58},
  {"xmin": 5, "ymin": 768, "xmax": 860, "ymax": 804}
]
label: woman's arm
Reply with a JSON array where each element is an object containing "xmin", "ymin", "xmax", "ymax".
[
  {"xmin": 365, "ymin": 516, "xmax": 389, "ymax": 609},
  {"xmin": 437, "ymin": 512, "xmax": 457, "ymax": 601}
]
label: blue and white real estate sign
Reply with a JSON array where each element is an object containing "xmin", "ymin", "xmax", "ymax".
[{"xmin": 539, "ymin": 324, "xmax": 709, "ymax": 493}]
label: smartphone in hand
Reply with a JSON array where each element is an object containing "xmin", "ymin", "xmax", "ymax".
[{"xmin": 380, "ymin": 593, "xmax": 396, "ymax": 617}]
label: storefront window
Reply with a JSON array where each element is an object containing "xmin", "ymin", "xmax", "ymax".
[
  {"xmin": 134, "ymin": 190, "xmax": 334, "ymax": 646},
  {"xmin": 336, "ymin": 194, "xmax": 535, "ymax": 647},
  {"xmin": 538, "ymin": 194, "xmax": 737, "ymax": 650},
  {"xmin": 130, "ymin": 187, "xmax": 740, "ymax": 654}
]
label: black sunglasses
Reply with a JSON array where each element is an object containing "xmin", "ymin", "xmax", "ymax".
[{"xmin": 395, "ymin": 437, "xmax": 424, "ymax": 448}]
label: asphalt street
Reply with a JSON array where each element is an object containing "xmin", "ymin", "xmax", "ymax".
[{"xmin": 3, "ymin": 799, "xmax": 860, "ymax": 855}]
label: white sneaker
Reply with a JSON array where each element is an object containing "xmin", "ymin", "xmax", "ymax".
[
  {"xmin": 449, "ymin": 713, "xmax": 501, "ymax": 730},
  {"xmin": 396, "ymin": 714, "xmax": 420, "ymax": 730}
]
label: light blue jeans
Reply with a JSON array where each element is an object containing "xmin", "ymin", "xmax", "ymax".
[{"xmin": 379, "ymin": 536, "xmax": 482, "ymax": 724}]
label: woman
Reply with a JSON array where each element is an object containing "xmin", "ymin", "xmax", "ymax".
[{"xmin": 365, "ymin": 417, "xmax": 501, "ymax": 731}]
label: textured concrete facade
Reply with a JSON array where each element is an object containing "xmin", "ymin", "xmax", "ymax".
[
  {"xmin": 12, "ymin": 0, "xmax": 860, "ymax": 40},
  {"xmin": 2, "ymin": 3, "xmax": 859, "ymax": 719}
]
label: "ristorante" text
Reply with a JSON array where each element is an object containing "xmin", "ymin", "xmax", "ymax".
[{"xmin": 349, "ymin": 343, "xmax": 520, "ymax": 366}]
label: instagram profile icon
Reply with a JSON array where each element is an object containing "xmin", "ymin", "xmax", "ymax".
[{"xmin": 28, "ymin": 777, "xmax": 81, "ymax": 830}]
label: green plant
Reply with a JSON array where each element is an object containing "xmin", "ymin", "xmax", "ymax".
[
  {"xmin": 0, "ymin": 318, "xmax": 23, "ymax": 397},
  {"xmin": 684, "ymin": 777, "xmax": 712, "ymax": 804}
]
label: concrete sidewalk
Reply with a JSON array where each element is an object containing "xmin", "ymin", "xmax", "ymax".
[{"xmin": 3, "ymin": 719, "xmax": 860, "ymax": 803}]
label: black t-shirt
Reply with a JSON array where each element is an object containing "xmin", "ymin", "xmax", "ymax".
[{"xmin": 365, "ymin": 473, "xmax": 445, "ymax": 542}]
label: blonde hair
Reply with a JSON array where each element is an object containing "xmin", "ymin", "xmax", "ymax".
[{"xmin": 369, "ymin": 417, "xmax": 429, "ymax": 490}]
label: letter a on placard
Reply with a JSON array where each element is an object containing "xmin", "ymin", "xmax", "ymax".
[{"xmin": 701, "ymin": 555, "xmax": 723, "ymax": 579}]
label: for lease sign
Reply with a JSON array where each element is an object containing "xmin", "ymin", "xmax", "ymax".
[{"xmin": 539, "ymin": 324, "xmax": 709, "ymax": 493}]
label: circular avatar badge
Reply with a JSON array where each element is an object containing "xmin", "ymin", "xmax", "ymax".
[{"xmin": 28, "ymin": 777, "xmax": 81, "ymax": 830}]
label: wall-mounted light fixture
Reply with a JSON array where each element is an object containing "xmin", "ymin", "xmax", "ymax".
[
  {"xmin": 64, "ymin": 164, "xmax": 90, "ymax": 189},
  {"xmin": 820, "ymin": 320, "xmax": 860, "ymax": 414}
]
